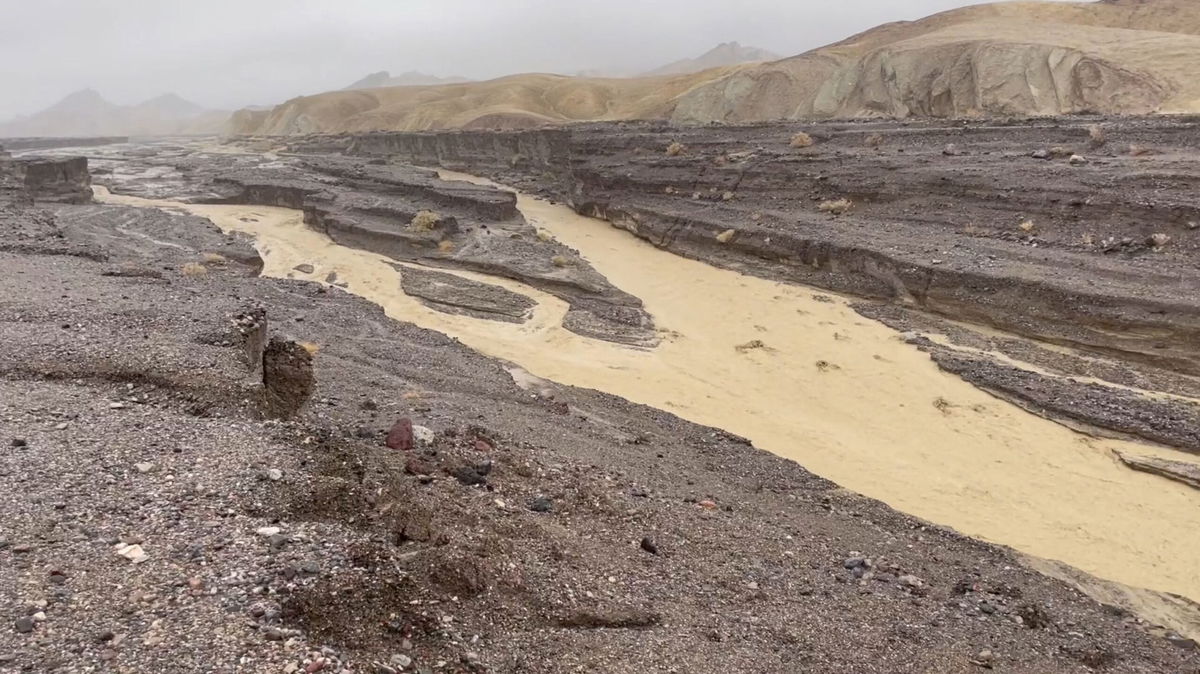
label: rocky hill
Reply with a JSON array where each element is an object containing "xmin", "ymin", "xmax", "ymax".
[
  {"xmin": 344, "ymin": 71, "xmax": 471, "ymax": 90},
  {"xmin": 0, "ymin": 90, "xmax": 228, "ymax": 138},
  {"xmin": 639, "ymin": 42, "xmax": 780, "ymax": 77},
  {"xmin": 227, "ymin": 0, "xmax": 1200, "ymax": 135}
]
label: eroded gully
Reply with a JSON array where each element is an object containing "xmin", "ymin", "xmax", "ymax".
[{"xmin": 94, "ymin": 177, "xmax": 1200, "ymax": 623}]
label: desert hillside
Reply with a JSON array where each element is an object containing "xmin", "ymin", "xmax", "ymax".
[{"xmin": 228, "ymin": 0, "xmax": 1200, "ymax": 135}]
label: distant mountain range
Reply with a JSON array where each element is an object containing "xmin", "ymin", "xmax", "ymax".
[
  {"xmin": 640, "ymin": 42, "xmax": 781, "ymax": 77},
  {"xmin": 344, "ymin": 71, "xmax": 471, "ymax": 90},
  {"xmin": 0, "ymin": 89, "xmax": 228, "ymax": 138}
]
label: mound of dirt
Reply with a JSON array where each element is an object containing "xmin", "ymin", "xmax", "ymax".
[{"xmin": 228, "ymin": 0, "xmax": 1200, "ymax": 135}]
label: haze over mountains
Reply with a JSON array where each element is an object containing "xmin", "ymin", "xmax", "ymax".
[
  {"xmin": 344, "ymin": 71, "xmax": 472, "ymax": 90},
  {"xmin": 0, "ymin": 89, "xmax": 227, "ymax": 138},
  {"xmin": 639, "ymin": 41, "xmax": 780, "ymax": 77},
  {"xmin": 11, "ymin": 0, "xmax": 1200, "ymax": 139}
]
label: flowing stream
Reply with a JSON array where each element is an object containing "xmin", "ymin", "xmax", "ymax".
[{"xmin": 94, "ymin": 177, "xmax": 1200, "ymax": 620}]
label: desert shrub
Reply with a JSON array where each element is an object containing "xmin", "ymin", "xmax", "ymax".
[
  {"xmin": 818, "ymin": 198, "xmax": 853, "ymax": 215},
  {"xmin": 715, "ymin": 229, "xmax": 736, "ymax": 243},
  {"xmin": 721, "ymin": 191, "xmax": 734, "ymax": 201},
  {"xmin": 202, "ymin": 252, "xmax": 228, "ymax": 265},
  {"xmin": 1018, "ymin": 220, "xmax": 1037, "ymax": 234},
  {"xmin": 551, "ymin": 255, "xmax": 570, "ymax": 268},
  {"xmin": 298, "ymin": 341, "xmax": 320, "ymax": 355},
  {"xmin": 1087, "ymin": 124, "xmax": 1107, "ymax": 148},
  {"xmin": 864, "ymin": 133, "xmax": 885, "ymax": 148},
  {"xmin": 790, "ymin": 132, "xmax": 814, "ymax": 148},
  {"xmin": 536, "ymin": 230, "xmax": 553, "ymax": 242},
  {"xmin": 437, "ymin": 240, "xmax": 455, "ymax": 253},
  {"xmin": 1149, "ymin": 233, "xmax": 1171, "ymax": 248},
  {"xmin": 665, "ymin": 142, "xmax": 685, "ymax": 156},
  {"xmin": 409, "ymin": 210, "xmax": 440, "ymax": 232},
  {"xmin": 182, "ymin": 262, "xmax": 208, "ymax": 277}
]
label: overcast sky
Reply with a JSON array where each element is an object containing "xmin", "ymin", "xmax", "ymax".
[{"xmin": 0, "ymin": 0, "xmax": 1067, "ymax": 120}]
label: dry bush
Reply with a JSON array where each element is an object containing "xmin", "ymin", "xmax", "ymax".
[
  {"xmin": 1018, "ymin": 220, "xmax": 1037, "ymax": 234},
  {"xmin": 864, "ymin": 133, "xmax": 885, "ymax": 149},
  {"xmin": 818, "ymin": 198, "xmax": 853, "ymax": 215},
  {"xmin": 721, "ymin": 191, "xmax": 734, "ymax": 202},
  {"xmin": 298, "ymin": 341, "xmax": 321, "ymax": 355},
  {"xmin": 437, "ymin": 240, "xmax": 455, "ymax": 253},
  {"xmin": 1087, "ymin": 124, "xmax": 1107, "ymax": 148},
  {"xmin": 408, "ymin": 210, "xmax": 440, "ymax": 232},
  {"xmin": 665, "ymin": 142, "xmax": 685, "ymax": 157},
  {"xmin": 536, "ymin": 230, "xmax": 554, "ymax": 242},
  {"xmin": 1149, "ymin": 233, "xmax": 1171, "ymax": 248},
  {"xmin": 202, "ymin": 252, "xmax": 228, "ymax": 265},
  {"xmin": 790, "ymin": 132, "xmax": 814, "ymax": 148},
  {"xmin": 1127, "ymin": 144, "xmax": 1157, "ymax": 157},
  {"xmin": 551, "ymin": 255, "xmax": 570, "ymax": 268},
  {"xmin": 1048, "ymin": 147, "xmax": 1073, "ymax": 159},
  {"xmin": 1081, "ymin": 233, "xmax": 1095, "ymax": 246},
  {"xmin": 663, "ymin": 186, "xmax": 675, "ymax": 194},
  {"xmin": 182, "ymin": 262, "xmax": 208, "ymax": 277},
  {"xmin": 715, "ymin": 229, "xmax": 736, "ymax": 243}
]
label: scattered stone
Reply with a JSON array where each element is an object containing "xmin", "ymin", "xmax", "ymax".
[
  {"xmin": 262, "ymin": 468, "xmax": 284, "ymax": 481},
  {"xmin": 1148, "ymin": 233, "xmax": 1171, "ymax": 248},
  {"xmin": 942, "ymin": 143, "xmax": 962, "ymax": 156},
  {"xmin": 454, "ymin": 467, "xmax": 487, "ymax": 486},
  {"xmin": 256, "ymin": 526, "xmax": 282, "ymax": 537},
  {"xmin": 299, "ymin": 560, "xmax": 320, "ymax": 575},
  {"xmin": 134, "ymin": 462, "xmax": 155, "ymax": 473},
  {"xmin": 1069, "ymin": 154, "xmax": 1088, "ymax": 165},
  {"xmin": 1017, "ymin": 603, "xmax": 1053, "ymax": 629},
  {"xmin": 10, "ymin": 438, "xmax": 27, "ymax": 448},
  {"xmin": 1031, "ymin": 149, "xmax": 1050, "ymax": 160},
  {"xmin": 306, "ymin": 658, "xmax": 327, "ymax": 673},
  {"xmin": 391, "ymin": 654, "xmax": 413, "ymax": 669},
  {"xmin": 386, "ymin": 418, "xmax": 415, "ymax": 450},
  {"xmin": 971, "ymin": 649, "xmax": 996, "ymax": 669},
  {"xmin": 96, "ymin": 630, "xmax": 115, "ymax": 643},
  {"xmin": 14, "ymin": 617, "xmax": 34, "ymax": 634},
  {"xmin": 404, "ymin": 458, "xmax": 435, "ymax": 476},
  {"xmin": 474, "ymin": 438, "xmax": 494, "ymax": 452},
  {"xmin": 898, "ymin": 574, "xmax": 923, "ymax": 588},
  {"xmin": 412, "ymin": 425, "xmax": 435, "ymax": 445},
  {"xmin": 293, "ymin": 264, "xmax": 315, "ymax": 274},
  {"xmin": 263, "ymin": 627, "xmax": 285, "ymax": 641},
  {"xmin": 109, "ymin": 401, "xmax": 128, "ymax": 409},
  {"xmin": 116, "ymin": 544, "xmax": 148, "ymax": 563},
  {"xmin": 843, "ymin": 557, "xmax": 871, "ymax": 570},
  {"xmin": 640, "ymin": 537, "xmax": 659, "ymax": 555},
  {"xmin": 529, "ymin": 496, "xmax": 553, "ymax": 513}
]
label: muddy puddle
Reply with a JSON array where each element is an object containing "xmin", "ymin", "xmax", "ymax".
[{"xmin": 95, "ymin": 181, "xmax": 1200, "ymax": 619}]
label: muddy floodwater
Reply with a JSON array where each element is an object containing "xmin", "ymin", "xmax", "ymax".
[{"xmin": 95, "ymin": 179, "xmax": 1200, "ymax": 613}]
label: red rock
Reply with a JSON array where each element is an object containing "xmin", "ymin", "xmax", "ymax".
[
  {"xmin": 404, "ymin": 458, "xmax": 435, "ymax": 476},
  {"xmin": 306, "ymin": 659, "xmax": 326, "ymax": 673},
  {"xmin": 697, "ymin": 500, "xmax": 717, "ymax": 510},
  {"xmin": 386, "ymin": 418, "xmax": 414, "ymax": 450},
  {"xmin": 474, "ymin": 438, "xmax": 493, "ymax": 452}
]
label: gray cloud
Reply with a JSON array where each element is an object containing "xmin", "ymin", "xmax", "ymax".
[{"xmin": 0, "ymin": 0, "xmax": 1071, "ymax": 119}]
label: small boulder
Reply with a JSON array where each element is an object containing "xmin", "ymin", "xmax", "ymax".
[{"xmin": 386, "ymin": 418, "xmax": 414, "ymax": 450}]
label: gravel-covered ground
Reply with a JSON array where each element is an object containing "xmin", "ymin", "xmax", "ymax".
[{"xmin": 2, "ymin": 147, "xmax": 1199, "ymax": 673}]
